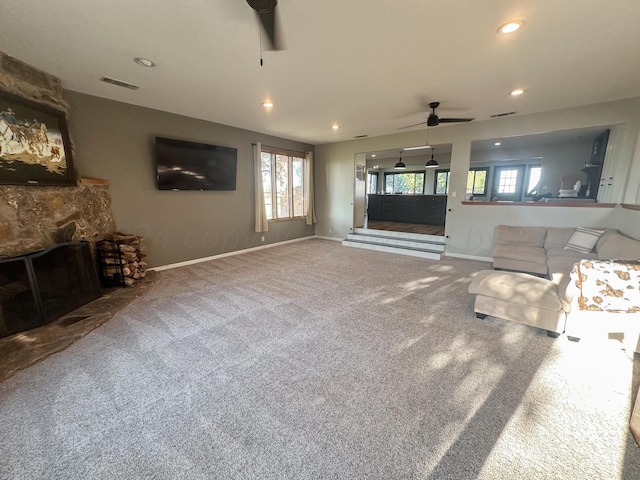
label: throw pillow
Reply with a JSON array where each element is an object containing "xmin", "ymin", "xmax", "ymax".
[{"xmin": 564, "ymin": 227, "xmax": 605, "ymax": 254}]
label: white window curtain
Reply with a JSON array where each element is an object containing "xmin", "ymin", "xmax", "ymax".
[
  {"xmin": 254, "ymin": 142, "xmax": 269, "ymax": 233},
  {"xmin": 304, "ymin": 151, "xmax": 317, "ymax": 225}
]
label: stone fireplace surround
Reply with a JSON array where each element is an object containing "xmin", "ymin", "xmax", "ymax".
[
  {"xmin": 0, "ymin": 51, "xmax": 119, "ymax": 345},
  {"xmin": 0, "ymin": 50, "xmax": 116, "ymax": 258}
]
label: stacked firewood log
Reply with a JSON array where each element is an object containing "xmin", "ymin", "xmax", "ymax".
[{"xmin": 97, "ymin": 233, "xmax": 147, "ymax": 286}]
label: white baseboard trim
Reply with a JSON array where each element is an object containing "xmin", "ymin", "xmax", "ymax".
[
  {"xmin": 151, "ymin": 236, "xmax": 491, "ymax": 272},
  {"xmin": 444, "ymin": 252, "xmax": 493, "ymax": 263},
  {"xmin": 314, "ymin": 235, "xmax": 343, "ymax": 242},
  {"xmin": 150, "ymin": 235, "xmax": 316, "ymax": 271}
]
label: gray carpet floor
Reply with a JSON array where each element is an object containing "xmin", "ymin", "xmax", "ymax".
[{"xmin": 1, "ymin": 239, "xmax": 639, "ymax": 479}]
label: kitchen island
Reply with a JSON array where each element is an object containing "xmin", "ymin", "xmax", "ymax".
[{"xmin": 367, "ymin": 194, "xmax": 447, "ymax": 225}]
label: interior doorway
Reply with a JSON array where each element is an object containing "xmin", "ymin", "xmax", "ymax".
[{"xmin": 353, "ymin": 148, "xmax": 449, "ymax": 237}]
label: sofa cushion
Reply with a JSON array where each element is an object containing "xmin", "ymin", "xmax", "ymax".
[
  {"xmin": 469, "ymin": 270, "xmax": 563, "ymax": 312},
  {"xmin": 492, "ymin": 244, "xmax": 547, "ymax": 265},
  {"xmin": 495, "ymin": 225, "xmax": 547, "ymax": 247},
  {"xmin": 544, "ymin": 227, "xmax": 576, "ymax": 250},
  {"xmin": 596, "ymin": 228, "xmax": 619, "ymax": 251},
  {"xmin": 597, "ymin": 233, "xmax": 640, "ymax": 260},
  {"xmin": 546, "ymin": 247, "xmax": 597, "ymax": 260},
  {"xmin": 564, "ymin": 227, "xmax": 605, "ymax": 254}
]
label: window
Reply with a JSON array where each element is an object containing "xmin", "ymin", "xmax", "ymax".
[
  {"xmin": 384, "ymin": 171, "xmax": 425, "ymax": 194},
  {"xmin": 491, "ymin": 165, "xmax": 525, "ymax": 201},
  {"xmin": 467, "ymin": 168, "xmax": 488, "ymax": 196},
  {"xmin": 497, "ymin": 168, "xmax": 519, "ymax": 194},
  {"xmin": 435, "ymin": 167, "xmax": 487, "ymax": 196},
  {"xmin": 435, "ymin": 169, "xmax": 450, "ymax": 194},
  {"xmin": 261, "ymin": 149, "xmax": 305, "ymax": 220},
  {"xmin": 525, "ymin": 165, "xmax": 542, "ymax": 196},
  {"xmin": 367, "ymin": 172, "xmax": 379, "ymax": 194}
]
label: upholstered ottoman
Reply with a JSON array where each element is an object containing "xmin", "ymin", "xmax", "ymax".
[{"xmin": 468, "ymin": 270, "xmax": 569, "ymax": 336}]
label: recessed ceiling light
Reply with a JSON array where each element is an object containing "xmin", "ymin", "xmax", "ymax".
[
  {"xmin": 494, "ymin": 142, "xmax": 502, "ymax": 146},
  {"xmin": 510, "ymin": 88, "xmax": 525, "ymax": 96},
  {"xmin": 332, "ymin": 124, "xmax": 340, "ymax": 130},
  {"xmin": 262, "ymin": 101, "xmax": 274, "ymax": 108},
  {"xmin": 134, "ymin": 57, "xmax": 155, "ymax": 67},
  {"xmin": 497, "ymin": 20, "xmax": 524, "ymax": 34},
  {"xmin": 371, "ymin": 154, "xmax": 376, "ymax": 158}
]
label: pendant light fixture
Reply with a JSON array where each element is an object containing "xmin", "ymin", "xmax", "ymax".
[
  {"xmin": 394, "ymin": 150, "xmax": 406, "ymax": 170},
  {"xmin": 425, "ymin": 148, "xmax": 438, "ymax": 168}
]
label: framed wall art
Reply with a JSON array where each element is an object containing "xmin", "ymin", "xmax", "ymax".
[{"xmin": 0, "ymin": 90, "xmax": 76, "ymax": 186}]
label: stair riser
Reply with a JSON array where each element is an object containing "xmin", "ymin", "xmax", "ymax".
[{"xmin": 353, "ymin": 227, "xmax": 443, "ymax": 243}]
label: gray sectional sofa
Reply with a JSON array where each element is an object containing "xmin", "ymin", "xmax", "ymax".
[
  {"xmin": 492, "ymin": 225, "xmax": 640, "ymax": 307},
  {"xmin": 468, "ymin": 225, "xmax": 640, "ymax": 350},
  {"xmin": 475, "ymin": 224, "xmax": 640, "ymax": 447}
]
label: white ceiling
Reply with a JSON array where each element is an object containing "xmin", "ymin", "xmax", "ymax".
[{"xmin": 0, "ymin": 1, "xmax": 638, "ymax": 145}]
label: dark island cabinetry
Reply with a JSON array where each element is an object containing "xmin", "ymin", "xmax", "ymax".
[{"xmin": 367, "ymin": 194, "xmax": 447, "ymax": 225}]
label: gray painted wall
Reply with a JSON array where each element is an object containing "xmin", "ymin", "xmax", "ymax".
[
  {"xmin": 65, "ymin": 91, "xmax": 314, "ymax": 268},
  {"xmin": 315, "ymin": 97, "xmax": 640, "ymax": 258}
]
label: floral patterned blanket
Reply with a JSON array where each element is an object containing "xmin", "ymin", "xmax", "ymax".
[{"xmin": 570, "ymin": 259, "xmax": 640, "ymax": 313}]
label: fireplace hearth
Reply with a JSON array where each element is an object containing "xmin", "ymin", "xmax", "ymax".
[{"xmin": 0, "ymin": 242, "xmax": 101, "ymax": 337}]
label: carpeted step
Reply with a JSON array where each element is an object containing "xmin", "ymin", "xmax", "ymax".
[
  {"xmin": 341, "ymin": 238, "xmax": 442, "ymax": 260},
  {"xmin": 346, "ymin": 232, "xmax": 445, "ymax": 252}
]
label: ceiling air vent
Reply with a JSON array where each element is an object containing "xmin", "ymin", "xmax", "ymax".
[
  {"xmin": 99, "ymin": 76, "xmax": 140, "ymax": 90},
  {"xmin": 490, "ymin": 111, "xmax": 516, "ymax": 118},
  {"xmin": 353, "ymin": 134, "xmax": 368, "ymax": 138}
]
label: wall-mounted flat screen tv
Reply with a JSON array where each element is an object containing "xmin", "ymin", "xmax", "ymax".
[{"xmin": 155, "ymin": 136, "xmax": 237, "ymax": 190}]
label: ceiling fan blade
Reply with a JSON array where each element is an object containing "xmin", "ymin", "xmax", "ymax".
[
  {"xmin": 398, "ymin": 121, "xmax": 428, "ymax": 130},
  {"xmin": 258, "ymin": 8, "xmax": 284, "ymax": 50},
  {"xmin": 438, "ymin": 117, "xmax": 474, "ymax": 123},
  {"xmin": 246, "ymin": 0, "xmax": 284, "ymax": 50}
]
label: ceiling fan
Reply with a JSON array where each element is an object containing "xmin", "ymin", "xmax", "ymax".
[
  {"xmin": 399, "ymin": 102, "xmax": 474, "ymax": 129},
  {"xmin": 246, "ymin": 0, "xmax": 284, "ymax": 51}
]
